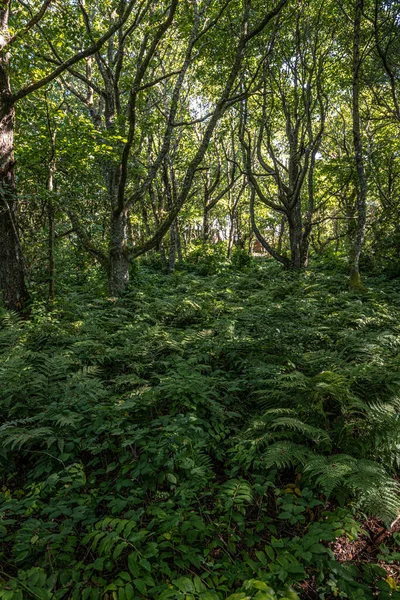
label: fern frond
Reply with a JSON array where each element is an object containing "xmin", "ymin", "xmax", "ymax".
[
  {"xmin": 260, "ymin": 441, "xmax": 311, "ymax": 470},
  {"xmin": 0, "ymin": 426, "xmax": 56, "ymax": 450},
  {"xmin": 269, "ymin": 417, "xmax": 331, "ymax": 444},
  {"xmin": 304, "ymin": 455, "xmax": 400, "ymax": 524}
]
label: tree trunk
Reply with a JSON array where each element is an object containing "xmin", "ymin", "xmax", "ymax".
[
  {"xmin": 47, "ymin": 167, "xmax": 55, "ymax": 304},
  {"xmin": 46, "ymin": 116, "xmax": 56, "ymax": 305},
  {"xmin": 176, "ymin": 219, "xmax": 183, "ymax": 262},
  {"xmin": 288, "ymin": 203, "xmax": 306, "ymax": 269},
  {"xmin": 277, "ymin": 217, "xmax": 285, "ymax": 254},
  {"xmin": 350, "ymin": 0, "xmax": 367, "ymax": 289},
  {"xmin": 0, "ymin": 4, "xmax": 29, "ymax": 312},
  {"xmin": 248, "ymin": 229, "xmax": 254, "ymax": 256},
  {"xmin": 302, "ymin": 148, "xmax": 318, "ymax": 268},
  {"xmin": 109, "ymin": 209, "xmax": 130, "ymax": 296},
  {"xmin": 169, "ymin": 221, "xmax": 176, "ymax": 272},
  {"xmin": 227, "ymin": 212, "xmax": 235, "ymax": 259},
  {"xmin": 301, "ymin": 237, "xmax": 310, "ymax": 268},
  {"xmin": 203, "ymin": 207, "xmax": 210, "ymax": 242},
  {"xmin": 159, "ymin": 242, "xmax": 167, "ymax": 268}
]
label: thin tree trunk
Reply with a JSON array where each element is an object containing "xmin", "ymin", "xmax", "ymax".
[
  {"xmin": 302, "ymin": 149, "xmax": 318, "ymax": 267},
  {"xmin": 203, "ymin": 206, "xmax": 210, "ymax": 242},
  {"xmin": 248, "ymin": 229, "xmax": 254, "ymax": 256},
  {"xmin": 176, "ymin": 218, "xmax": 183, "ymax": 262},
  {"xmin": 350, "ymin": 0, "xmax": 367, "ymax": 289},
  {"xmin": 227, "ymin": 185, "xmax": 245, "ymax": 258},
  {"xmin": 227, "ymin": 212, "xmax": 235, "ymax": 258},
  {"xmin": 169, "ymin": 221, "xmax": 176, "ymax": 272},
  {"xmin": 47, "ymin": 167, "xmax": 55, "ymax": 304},
  {"xmin": 335, "ymin": 217, "xmax": 340, "ymax": 253},
  {"xmin": 45, "ymin": 107, "xmax": 56, "ymax": 305}
]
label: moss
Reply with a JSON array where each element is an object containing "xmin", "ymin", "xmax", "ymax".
[{"xmin": 349, "ymin": 270, "xmax": 367, "ymax": 292}]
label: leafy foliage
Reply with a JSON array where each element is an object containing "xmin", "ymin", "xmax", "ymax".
[{"xmin": 0, "ymin": 261, "xmax": 400, "ymax": 598}]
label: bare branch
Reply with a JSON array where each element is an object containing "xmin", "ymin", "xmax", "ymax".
[{"xmin": 138, "ymin": 69, "xmax": 182, "ymax": 92}]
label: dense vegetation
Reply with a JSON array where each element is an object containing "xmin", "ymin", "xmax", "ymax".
[
  {"xmin": 1, "ymin": 258, "xmax": 400, "ymax": 599},
  {"xmin": 1, "ymin": 0, "xmax": 400, "ymax": 598}
]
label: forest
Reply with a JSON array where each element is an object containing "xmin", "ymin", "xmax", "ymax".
[{"xmin": 1, "ymin": 0, "xmax": 400, "ymax": 598}]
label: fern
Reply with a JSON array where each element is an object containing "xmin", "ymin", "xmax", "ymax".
[
  {"xmin": 304, "ymin": 455, "xmax": 400, "ymax": 524},
  {"xmin": 0, "ymin": 426, "xmax": 57, "ymax": 450},
  {"xmin": 1, "ymin": 262, "xmax": 400, "ymax": 598},
  {"xmin": 260, "ymin": 441, "xmax": 312, "ymax": 470},
  {"xmin": 268, "ymin": 417, "xmax": 331, "ymax": 444}
]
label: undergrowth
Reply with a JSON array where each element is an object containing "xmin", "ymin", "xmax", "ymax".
[{"xmin": 0, "ymin": 260, "xmax": 400, "ymax": 599}]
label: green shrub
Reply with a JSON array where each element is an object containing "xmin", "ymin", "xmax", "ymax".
[{"xmin": 1, "ymin": 263, "xmax": 400, "ymax": 598}]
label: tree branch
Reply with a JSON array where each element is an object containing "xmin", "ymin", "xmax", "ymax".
[
  {"xmin": 12, "ymin": 0, "xmax": 136, "ymax": 103},
  {"xmin": 1, "ymin": 0, "xmax": 52, "ymax": 50}
]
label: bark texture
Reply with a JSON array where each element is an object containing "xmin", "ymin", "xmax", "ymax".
[
  {"xmin": 0, "ymin": 2, "xmax": 29, "ymax": 312},
  {"xmin": 109, "ymin": 209, "xmax": 130, "ymax": 296}
]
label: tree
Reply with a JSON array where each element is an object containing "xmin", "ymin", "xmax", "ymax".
[
  {"xmin": 240, "ymin": 0, "xmax": 328, "ymax": 268},
  {"xmin": 61, "ymin": 0, "xmax": 290, "ymax": 294},
  {"xmin": 0, "ymin": 0, "xmax": 135, "ymax": 311}
]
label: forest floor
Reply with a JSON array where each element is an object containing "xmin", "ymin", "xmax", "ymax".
[{"xmin": 1, "ymin": 259, "xmax": 400, "ymax": 600}]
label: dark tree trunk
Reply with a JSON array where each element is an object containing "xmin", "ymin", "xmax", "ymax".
[
  {"xmin": 203, "ymin": 206, "xmax": 210, "ymax": 242},
  {"xmin": 227, "ymin": 186, "xmax": 244, "ymax": 259},
  {"xmin": 248, "ymin": 229, "xmax": 254, "ymax": 256},
  {"xmin": 301, "ymin": 237, "xmax": 310, "ymax": 268},
  {"xmin": 0, "ymin": 6, "xmax": 29, "ymax": 312},
  {"xmin": 109, "ymin": 209, "xmax": 130, "ymax": 296},
  {"xmin": 104, "ymin": 138, "xmax": 131, "ymax": 295},
  {"xmin": 159, "ymin": 242, "xmax": 167, "ymax": 268},
  {"xmin": 287, "ymin": 203, "xmax": 307, "ymax": 269}
]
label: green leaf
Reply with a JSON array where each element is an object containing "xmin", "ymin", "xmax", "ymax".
[
  {"xmin": 134, "ymin": 579, "xmax": 147, "ymax": 595},
  {"xmin": 118, "ymin": 587, "xmax": 126, "ymax": 600},
  {"xmin": 124, "ymin": 584, "xmax": 135, "ymax": 600},
  {"xmin": 255, "ymin": 551, "xmax": 267, "ymax": 565},
  {"xmin": 128, "ymin": 554, "xmax": 140, "ymax": 577},
  {"xmin": 173, "ymin": 578, "xmax": 195, "ymax": 593},
  {"xmin": 139, "ymin": 558, "xmax": 151, "ymax": 572}
]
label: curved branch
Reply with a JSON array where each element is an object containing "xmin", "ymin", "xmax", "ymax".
[
  {"xmin": 12, "ymin": 0, "xmax": 136, "ymax": 103},
  {"xmin": 67, "ymin": 212, "xmax": 109, "ymax": 271},
  {"xmin": 129, "ymin": 0, "xmax": 289, "ymax": 257},
  {"xmin": 249, "ymin": 188, "xmax": 289, "ymax": 267}
]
